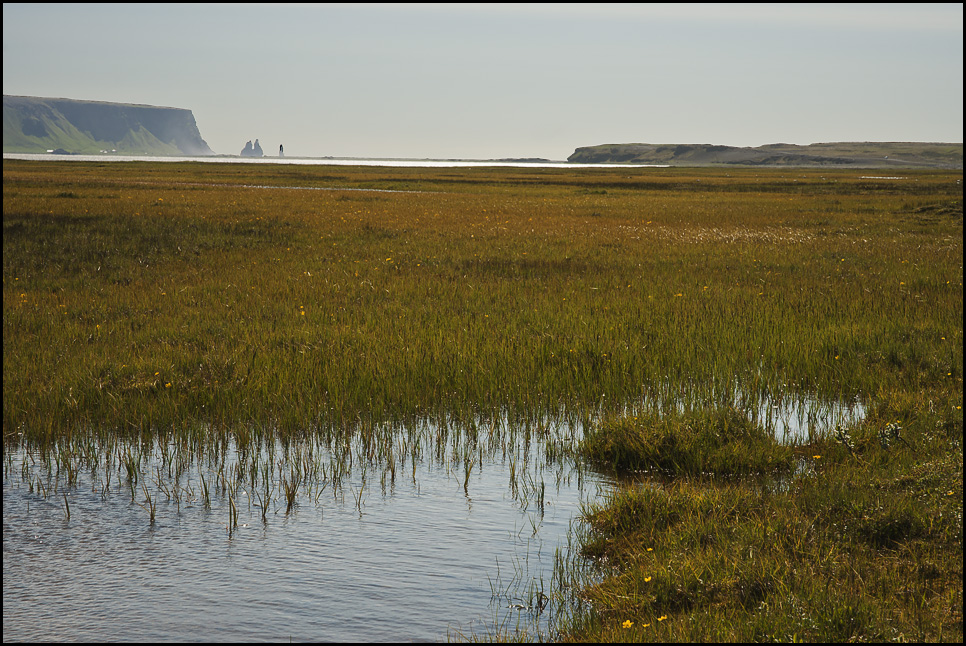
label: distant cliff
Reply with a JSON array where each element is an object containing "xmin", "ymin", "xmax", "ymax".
[
  {"xmin": 3, "ymin": 95, "xmax": 214, "ymax": 155},
  {"xmin": 568, "ymin": 142, "xmax": 963, "ymax": 169}
]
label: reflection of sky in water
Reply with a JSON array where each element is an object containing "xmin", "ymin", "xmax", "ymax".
[
  {"xmin": 754, "ymin": 394, "xmax": 866, "ymax": 443},
  {"xmin": 636, "ymin": 385, "xmax": 867, "ymax": 444},
  {"xmin": 3, "ymin": 433, "xmax": 610, "ymax": 642}
]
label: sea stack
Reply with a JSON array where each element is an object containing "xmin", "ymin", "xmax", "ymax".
[{"xmin": 240, "ymin": 139, "xmax": 264, "ymax": 157}]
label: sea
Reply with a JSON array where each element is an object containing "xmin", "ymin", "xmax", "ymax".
[{"xmin": 2, "ymin": 152, "xmax": 667, "ymax": 169}]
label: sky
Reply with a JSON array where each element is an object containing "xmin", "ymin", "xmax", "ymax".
[{"xmin": 3, "ymin": 3, "xmax": 963, "ymax": 160}]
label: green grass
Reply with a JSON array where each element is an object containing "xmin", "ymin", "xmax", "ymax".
[
  {"xmin": 562, "ymin": 409, "xmax": 962, "ymax": 642},
  {"xmin": 577, "ymin": 407, "xmax": 795, "ymax": 477},
  {"xmin": 3, "ymin": 159, "xmax": 962, "ymax": 642}
]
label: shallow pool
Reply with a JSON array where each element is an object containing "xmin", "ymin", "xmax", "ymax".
[{"xmin": 3, "ymin": 430, "xmax": 608, "ymax": 642}]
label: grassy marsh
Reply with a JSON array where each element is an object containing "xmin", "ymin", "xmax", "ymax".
[{"xmin": 3, "ymin": 159, "xmax": 962, "ymax": 641}]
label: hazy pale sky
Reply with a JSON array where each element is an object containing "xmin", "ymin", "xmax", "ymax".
[{"xmin": 3, "ymin": 3, "xmax": 963, "ymax": 159}]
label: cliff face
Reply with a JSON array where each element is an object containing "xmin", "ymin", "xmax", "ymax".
[{"xmin": 3, "ymin": 95, "xmax": 214, "ymax": 155}]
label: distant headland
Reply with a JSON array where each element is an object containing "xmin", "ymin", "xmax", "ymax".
[
  {"xmin": 568, "ymin": 142, "xmax": 963, "ymax": 169},
  {"xmin": 3, "ymin": 95, "xmax": 213, "ymax": 156}
]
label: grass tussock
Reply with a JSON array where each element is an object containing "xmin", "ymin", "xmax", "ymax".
[{"xmin": 579, "ymin": 407, "xmax": 794, "ymax": 477}]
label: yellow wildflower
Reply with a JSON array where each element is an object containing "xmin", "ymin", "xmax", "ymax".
[{"xmin": 622, "ymin": 620, "xmax": 633, "ymax": 629}]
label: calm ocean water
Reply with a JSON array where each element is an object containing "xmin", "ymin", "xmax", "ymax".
[{"xmin": 3, "ymin": 152, "xmax": 667, "ymax": 169}]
